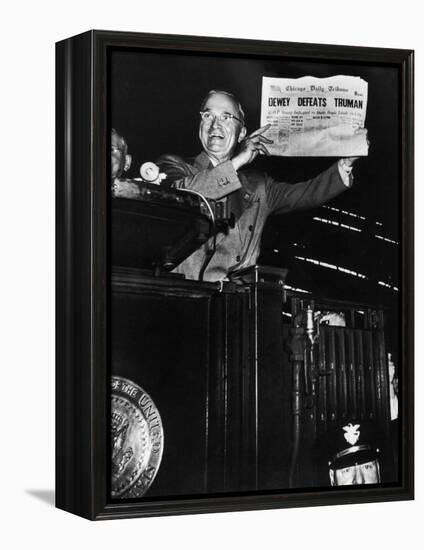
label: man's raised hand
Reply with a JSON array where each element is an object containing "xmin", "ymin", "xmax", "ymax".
[{"xmin": 232, "ymin": 124, "xmax": 274, "ymax": 171}]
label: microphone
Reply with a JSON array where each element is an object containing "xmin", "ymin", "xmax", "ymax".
[{"xmin": 140, "ymin": 162, "xmax": 166, "ymax": 184}]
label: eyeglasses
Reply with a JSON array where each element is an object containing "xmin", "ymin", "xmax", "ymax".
[{"xmin": 199, "ymin": 111, "xmax": 243, "ymax": 124}]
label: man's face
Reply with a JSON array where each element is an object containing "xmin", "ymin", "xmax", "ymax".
[
  {"xmin": 330, "ymin": 459, "xmax": 381, "ymax": 486},
  {"xmin": 199, "ymin": 93, "xmax": 246, "ymax": 164},
  {"xmin": 111, "ymin": 132, "xmax": 131, "ymax": 179}
]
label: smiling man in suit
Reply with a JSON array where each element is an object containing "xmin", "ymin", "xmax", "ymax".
[{"xmin": 157, "ymin": 90, "xmax": 366, "ymax": 282}]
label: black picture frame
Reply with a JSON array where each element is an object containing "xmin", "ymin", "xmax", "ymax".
[{"xmin": 56, "ymin": 30, "xmax": 414, "ymax": 520}]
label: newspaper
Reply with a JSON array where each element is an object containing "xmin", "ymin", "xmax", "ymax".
[{"xmin": 260, "ymin": 75, "xmax": 368, "ymax": 157}]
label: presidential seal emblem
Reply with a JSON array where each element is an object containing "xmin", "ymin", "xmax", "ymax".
[{"xmin": 111, "ymin": 376, "xmax": 164, "ymax": 499}]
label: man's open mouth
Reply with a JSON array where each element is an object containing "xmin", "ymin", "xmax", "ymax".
[{"xmin": 209, "ymin": 134, "xmax": 224, "ymax": 139}]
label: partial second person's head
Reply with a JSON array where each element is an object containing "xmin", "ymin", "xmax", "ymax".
[
  {"xmin": 326, "ymin": 420, "xmax": 382, "ymax": 486},
  {"xmin": 199, "ymin": 91, "xmax": 247, "ymax": 164},
  {"xmin": 111, "ymin": 129, "xmax": 132, "ymax": 179}
]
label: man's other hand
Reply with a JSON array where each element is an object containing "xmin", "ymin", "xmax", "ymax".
[{"xmin": 342, "ymin": 128, "xmax": 369, "ymax": 167}]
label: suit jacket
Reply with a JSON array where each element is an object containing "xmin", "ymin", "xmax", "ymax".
[{"xmin": 157, "ymin": 151, "xmax": 348, "ymax": 282}]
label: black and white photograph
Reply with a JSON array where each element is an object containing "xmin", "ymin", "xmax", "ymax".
[
  {"xmin": 4, "ymin": 0, "xmax": 423, "ymax": 546},
  {"xmin": 107, "ymin": 41, "xmax": 409, "ymax": 502}
]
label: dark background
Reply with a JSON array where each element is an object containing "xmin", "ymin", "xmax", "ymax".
[{"xmin": 110, "ymin": 48, "xmax": 400, "ymax": 355}]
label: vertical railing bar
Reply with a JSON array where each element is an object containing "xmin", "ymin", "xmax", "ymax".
[
  {"xmin": 366, "ymin": 330, "xmax": 377, "ymax": 420},
  {"xmin": 346, "ymin": 329, "xmax": 357, "ymax": 419},
  {"xmin": 318, "ymin": 326, "xmax": 327, "ymax": 435},
  {"xmin": 373, "ymin": 330, "xmax": 383, "ymax": 420},
  {"xmin": 378, "ymin": 310, "xmax": 391, "ymax": 434},
  {"xmin": 337, "ymin": 328, "xmax": 347, "ymax": 420},
  {"xmin": 328, "ymin": 327, "xmax": 337, "ymax": 424},
  {"xmin": 356, "ymin": 329, "xmax": 366, "ymax": 420}
]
